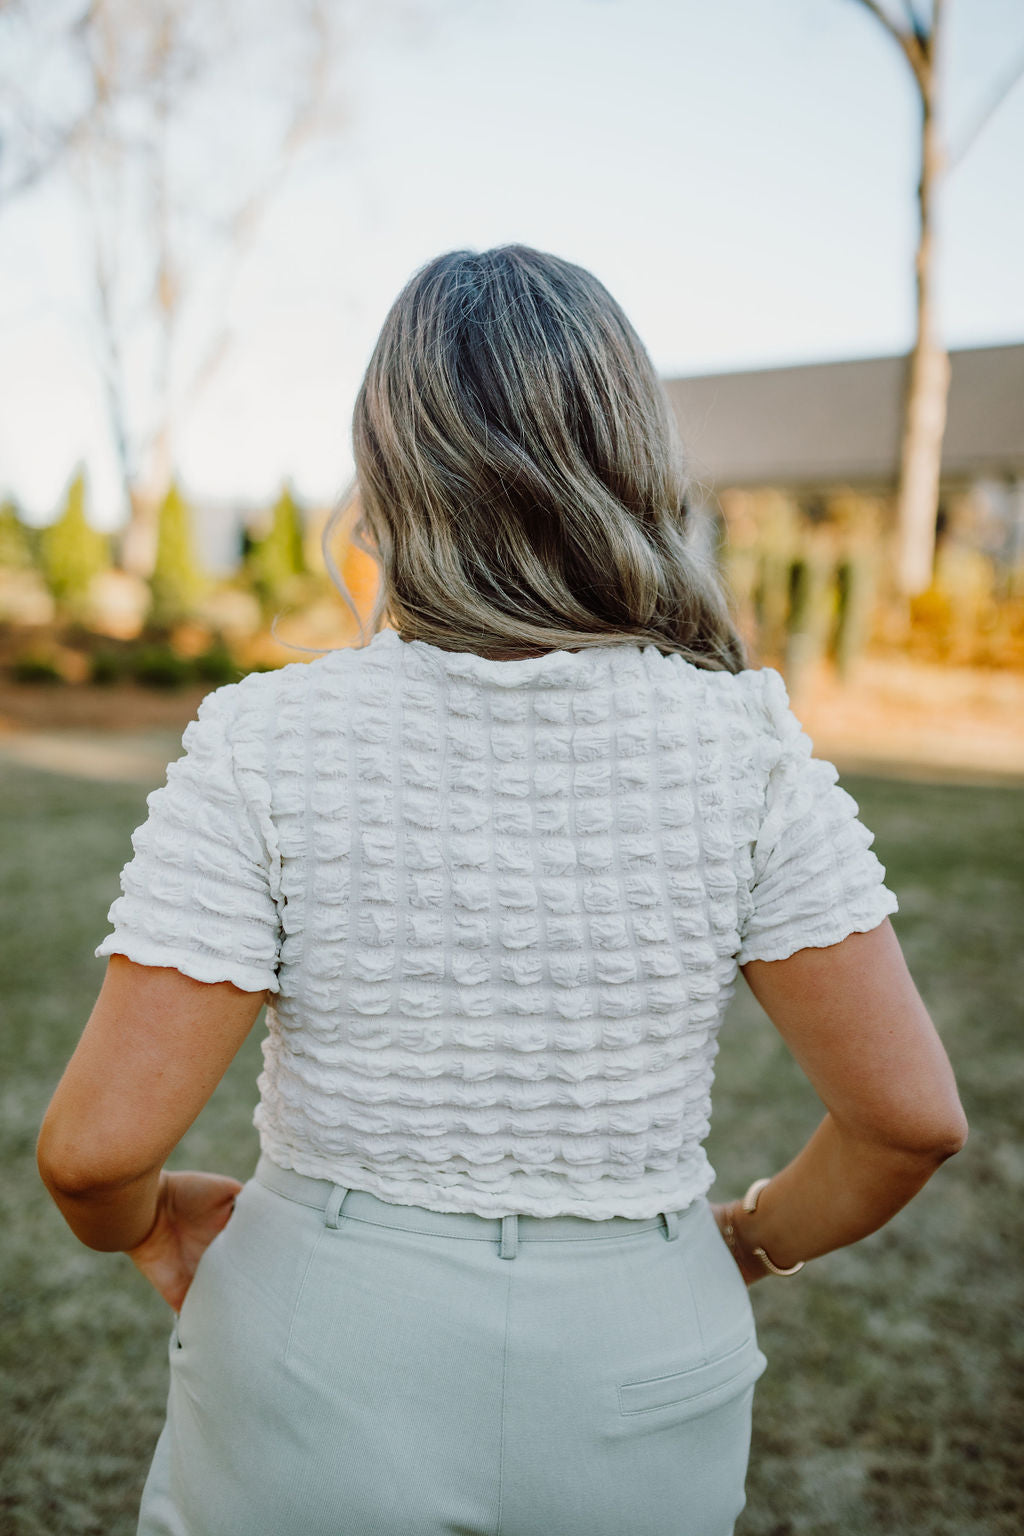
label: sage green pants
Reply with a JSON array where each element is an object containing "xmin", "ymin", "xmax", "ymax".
[{"xmin": 137, "ymin": 1154, "xmax": 767, "ymax": 1535}]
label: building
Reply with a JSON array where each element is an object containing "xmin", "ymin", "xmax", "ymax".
[{"xmin": 663, "ymin": 342, "xmax": 1024, "ymax": 571}]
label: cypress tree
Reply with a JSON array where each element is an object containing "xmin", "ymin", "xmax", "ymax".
[
  {"xmin": 245, "ymin": 481, "xmax": 306, "ymax": 613},
  {"xmin": 38, "ymin": 467, "xmax": 110, "ymax": 615},
  {"xmin": 0, "ymin": 497, "xmax": 37, "ymax": 569},
  {"xmin": 149, "ymin": 478, "xmax": 206, "ymax": 624}
]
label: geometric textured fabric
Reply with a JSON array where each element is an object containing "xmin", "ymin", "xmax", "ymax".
[{"xmin": 95, "ymin": 627, "xmax": 898, "ymax": 1219}]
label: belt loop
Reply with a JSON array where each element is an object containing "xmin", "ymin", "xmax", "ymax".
[
  {"xmin": 661, "ymin": 1209, "xmax": 680, "ymax": 1242},
  {"xmin": 499, "ymin": 1213, "xmax": 518, "ymax": 1259},
  {"xmin": 324, "ymin": 1184, "xmax": 350, "ymax": 1230}
]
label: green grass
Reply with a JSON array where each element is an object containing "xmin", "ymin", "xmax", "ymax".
[{"xmin": 1, "ymin": 763, "xmax": 1021, "ymax": 1534}]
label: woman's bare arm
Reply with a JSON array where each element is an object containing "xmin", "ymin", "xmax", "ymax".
[
  {"xmin": 722, "ymin": 918, "xmax": 968, "ymax": 1282},
  {"xmin": 37, "ymin": 953, "xmax": 266, "ymax": 1250}
]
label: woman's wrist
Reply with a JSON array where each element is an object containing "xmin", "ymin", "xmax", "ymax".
[
  {"xmin": 716, "ymin": 1116, "xmax": 966, "ymax": 1284},
  {"xmin": 718, "ymin": 1179, "xmax": 807, "ymax": 1281},
  {"xmin": 735, "ymin": 1177, "xmax": 807, "ymax": 1275}
]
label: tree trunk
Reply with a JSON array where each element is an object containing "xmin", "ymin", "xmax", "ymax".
[
  {"xmin": 117, "ymin": 486, "xmax": 161, "ymax": 579},
  {"xmin": 894, "ymin": 37, "xmax": 951, "ymax": 599},
  {"xmin": 117, "ymin": 409, "xmax": 175, "ymax": 578}
]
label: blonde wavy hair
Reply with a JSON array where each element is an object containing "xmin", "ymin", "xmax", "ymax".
[{"xmin": 321, "ymin": 244, "xmax": 748, "ymax": 673}]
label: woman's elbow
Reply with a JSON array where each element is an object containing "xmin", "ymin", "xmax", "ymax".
[
  {"xmin": 882, "ymin": 1105, "xmax": 969, "ymax": 1164},
  {"xmin": 933, "ymin": 1107, "xmax": 969, "ymax": 1160},
  {"xmin": 36, "ymin": 1122, "xmax": 116, "ymax": 1196},
  {"xmin": 838, "ymin": 1097, "xmax": 970, "ymax": 1164},
  {"xmin": 36, "ymin": 1132, "xmax": 85, "ymax": 1196},
  {"xmin": 924, "ymin": 1091, "xmax": 970, "ymax": 1159}
]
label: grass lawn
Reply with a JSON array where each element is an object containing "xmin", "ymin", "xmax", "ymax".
[{"xmin": 1, "ymin": 759, "xmax": 1020, "ymax": 1535}]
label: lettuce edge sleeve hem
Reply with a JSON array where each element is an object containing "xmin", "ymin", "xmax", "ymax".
[
  {"xmin": 94, "ymin": 934, "xmax": 279, "ymax": 995},
  {"xmin": 735, "ymin": 890, "xmax": 899, "ymax": 967}
]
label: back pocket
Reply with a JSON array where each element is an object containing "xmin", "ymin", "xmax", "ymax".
[{"xmin": 618, "ymin": 1331, "xmax": 767, "ymax": 1419}]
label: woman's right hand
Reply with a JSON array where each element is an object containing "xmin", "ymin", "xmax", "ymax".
[{"xmin": 125, "ymin": 1168, "xmax": 243, "ymax": 1313}]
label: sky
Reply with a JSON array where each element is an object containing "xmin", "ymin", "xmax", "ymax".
[{"xmin": 0, "ymin": 0, "xmax": 1022, "ymax": 532}]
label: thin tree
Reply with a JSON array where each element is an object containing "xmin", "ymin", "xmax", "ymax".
[{"xmin": 850, "ymin": 0, "xmax": 1024, "ymax": 601}]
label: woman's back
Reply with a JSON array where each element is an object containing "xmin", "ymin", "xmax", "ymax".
[{"xmin": 94, "ymin": 625, "xmax": 898, "ymax": 1222}]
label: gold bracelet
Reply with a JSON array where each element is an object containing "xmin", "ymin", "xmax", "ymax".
[{"xmin": 740, "ymin": 1177, "xmax": 805, "ymax": 1276}]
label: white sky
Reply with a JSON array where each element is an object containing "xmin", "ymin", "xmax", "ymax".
[{"xmin": 1, "ymin": 0, "xmax": 1022, "ymax": 529}]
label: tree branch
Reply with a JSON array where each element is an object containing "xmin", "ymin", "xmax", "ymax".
[
  {"xmin": 898, "ymin": 0, "xmax": 928, "ymax": 45},
  {"xmin": 850, "ymin": 0, "xmax": 929, "ymax": 93},
  {"xmin": 947, "ymin": 34, "xmax": 1024, "ymax": 171}
]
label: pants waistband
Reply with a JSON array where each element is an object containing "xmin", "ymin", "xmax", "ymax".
[{"xmin": 253, "ymin": 1153, "xmax": 703, "ymax": 1259}]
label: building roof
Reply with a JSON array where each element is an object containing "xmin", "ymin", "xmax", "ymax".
[{"xmin": 663, "ymin": 342, "xmax": 1024, "ymax": 492}]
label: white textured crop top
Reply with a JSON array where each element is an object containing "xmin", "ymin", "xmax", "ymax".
[{"xmin": 94, "ymin": 626, "xmax": 899, "ymax": 1220}]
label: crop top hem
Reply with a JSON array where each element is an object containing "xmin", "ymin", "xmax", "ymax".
[{"xmin": 254, "ymin": 1135, "xmax": 716, "ymax": 1222}]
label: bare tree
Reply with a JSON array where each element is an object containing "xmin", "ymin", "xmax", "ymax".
[
  {"xmin": 0, "ymin": 0, "xmax": 392, "ymax": 577},
  {"xmin": 851, "ymin": 0, "xmax": 1024, "ymax": 601}
]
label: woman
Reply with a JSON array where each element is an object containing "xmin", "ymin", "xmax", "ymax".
[{"xmin": 37, "ymin": 245, "xmax": 968, "ymax": 1536}]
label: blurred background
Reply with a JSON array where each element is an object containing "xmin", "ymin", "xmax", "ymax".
[
  {"xmin": 1, "ymin": 3, "xmax": 1021, "ymax": 1534},
  {"xmin": 0, "ymin": 0, "xmax": 1022, "ymax": 781}
]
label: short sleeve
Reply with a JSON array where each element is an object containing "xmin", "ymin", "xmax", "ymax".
[
  {"xmin": 736, "ymin": 668, "xmax": 899, "ymax": 966},
  {"xmin": 94, "ymin": 683, "xmax": 282, "ymax": 993}
]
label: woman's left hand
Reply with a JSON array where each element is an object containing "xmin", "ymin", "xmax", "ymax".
[{"xmin": 125, "ymin": 1170, "xmax": 243, "ymax": 1312}]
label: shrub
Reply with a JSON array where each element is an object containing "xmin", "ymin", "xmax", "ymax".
[
  {"xmin": 131, "ymin": 644, "xmax": 193, "ymax": 689},
  {"xmin": 11, "ymin": 653, "xmax": 63, "ymax": 684},
  {"xmin": 193, "ymin": 644, "xmax": 239, "ymax": 685},
  {"xmin": 89, "ymin": 648, "xmax": 129, "ymax": 686},
  {"xmin": 833, "ymin": 551, "xmax": 876, "ymax": 679}
]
